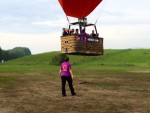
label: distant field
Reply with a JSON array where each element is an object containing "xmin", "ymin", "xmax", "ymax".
[{"xmin": 0, "ymin": 49, "xmax": 150, "ymax": 113}]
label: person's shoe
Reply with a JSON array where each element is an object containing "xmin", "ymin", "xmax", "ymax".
[
  {"xmin": 72, "ymin": 93, "xmax": 76, "ymax": 96},
  {"xmin": 62, "ymin": 94, "xmax": 66, "ymax": 97}
]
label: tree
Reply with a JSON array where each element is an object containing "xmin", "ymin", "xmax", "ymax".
[
  {"xmin": 0, "ymin": 47, "xmax": 32, "ymax": 61},
  {"xmin": 8, "ymin": 47, "xmax": 32, "ymax": 60},
  {"xmin": 2, "ymin": 50, "xmax": 9, "ymax": 61},
  {"xmin": 0, "ymin": 47, "xmax": 2, "ymax": 61},
  {"xmin": 23, "ymin": 47, "xmax": 32, "ymax": 55}
]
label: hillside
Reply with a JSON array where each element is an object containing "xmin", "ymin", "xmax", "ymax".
[{"xmin": 6, "ymin": 49, "xmax": 150, "ymax": 68}]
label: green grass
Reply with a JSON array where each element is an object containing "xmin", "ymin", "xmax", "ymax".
[{"xmin": 2, "ymin": 49, "xmax": 150, "ymax": 68}]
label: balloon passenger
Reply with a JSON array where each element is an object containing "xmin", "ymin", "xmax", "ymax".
[
  {"xmin": 69, "ymin": 29, "xmax": 75, "ymax": 35},
  {"xmin": 59, "ymin": 56, "xmax": 76, "ymax": 97},
  {"xmin": 90, "ymin": 30, "xmax": 96, "ymax": 37},
  {"xmin": 62, "ymin": 28, "xmax": 68, "ymax": 36},
  {"xmin": 81, "ymin": 29, "xmax": 87, "ymax": 36},
  {"xmin": 81, "ymin": 29, "xmax": 88, "ymax": 41},
  {"xmin": 74, "ymin": 29, "xmax": 79, "ymax": 35},
  {"xmin": 82, "ymin": 29, "xmax": 90, "ymax": 36}
]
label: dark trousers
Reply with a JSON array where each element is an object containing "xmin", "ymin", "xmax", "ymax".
[{"xmin": 61, "ymin": 76, "xmax": 75, "ymax": 95}]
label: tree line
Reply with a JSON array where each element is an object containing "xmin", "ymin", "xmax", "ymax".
[{"xmin": 0, "ymin": 47, "xmax": 31, "ymax": 62}]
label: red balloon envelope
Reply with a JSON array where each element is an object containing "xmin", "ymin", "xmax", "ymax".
[{"xmin": 58, "ymin": 0, "xmax": 103, "ymax": 18}]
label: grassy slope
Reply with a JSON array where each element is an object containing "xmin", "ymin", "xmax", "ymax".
[
  {"xmin": 0, "ymin": 49, "xmax": 150, "ymax": 113},
  {"xmin": 6, "ymin": 49, "xmax": 150, "ymax": 67},
  {"xmin": 2, "ymin": 49, "xmax": 150, "ymax": 75}
]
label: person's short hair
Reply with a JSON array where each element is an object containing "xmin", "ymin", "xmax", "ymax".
[{"xmin": 64, "ymin": 56, "xmax": 69, "ymax": 62}]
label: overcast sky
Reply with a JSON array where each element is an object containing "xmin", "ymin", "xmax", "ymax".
[{"xmin": 0, "ymin": 0, "xmax": 150, "ymax": 54}]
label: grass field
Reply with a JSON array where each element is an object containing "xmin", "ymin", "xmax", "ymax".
[{"xmin": 0, "ymin": 49, "xmax": 150, "ymax": 113}]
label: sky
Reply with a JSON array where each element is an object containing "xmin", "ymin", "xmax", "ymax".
[{"xmin": 0, "ymin": 0, "xmax": 150, "ymax": 54}]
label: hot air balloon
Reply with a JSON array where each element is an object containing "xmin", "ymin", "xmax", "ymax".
[{"xmin": 58, "ymin": 0, "xmax": 104, "ymax": 55}]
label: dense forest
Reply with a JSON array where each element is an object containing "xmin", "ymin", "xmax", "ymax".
[{"xmin": 0, "ymin": 47, "xmax": 31, "ymax": 62}]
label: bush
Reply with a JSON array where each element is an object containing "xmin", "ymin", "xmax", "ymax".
[{"xmin": 50, "ymin": 53, "xmax": 67, "ymax": 66}]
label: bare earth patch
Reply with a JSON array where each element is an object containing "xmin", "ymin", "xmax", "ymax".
[{"xmin": 0, "ymin": 73, "xmax": 150, "ymax": 113}]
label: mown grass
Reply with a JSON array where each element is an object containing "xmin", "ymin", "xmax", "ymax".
[{"xmin": 0, "ymin": 49, "xmax": 150, "ymax": 113}]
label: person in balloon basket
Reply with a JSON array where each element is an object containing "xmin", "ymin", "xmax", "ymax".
[
  {"xmin": 59, "ymin": 56, "xmax": 76, "ymax": 97},
  {"xmin": 90, "ymin": 30, "xmax": 96, "ymax": 37},
  {"xmin": 62, "ymin": 28, "xmax": 68, "ymax": 36}
]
